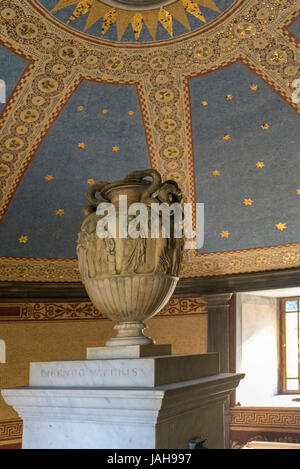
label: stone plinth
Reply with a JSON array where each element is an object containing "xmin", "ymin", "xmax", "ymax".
[
  {"xmin": 29, "ymin": 353, "xmax": 219, "ymax": 388},
  {"xmin": 2, "ymin": 353, "xmax": 244, "ymax": 449},
  {"xmin": 86, "ymin": 343, "xmax": 172, "ymax": 359}
]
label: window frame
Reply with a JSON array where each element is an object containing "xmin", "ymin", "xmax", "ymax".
[{"xmin": 280, "ymin": 297, "xmax": 300, "ymax": 394}]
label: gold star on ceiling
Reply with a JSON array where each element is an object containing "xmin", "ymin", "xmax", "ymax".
[
  {"xmin": 223, "ymin": 134, "xmax": 231, "ymax": 140},
  {"xmin": 226, "ymin": 94, "xmax": 233, "ymax": 100},
  {"xmin": 256, "ymin": 161, "xmax": 264, "ymax": 168},
  {"xmin": 297, "ymin": 189, "xmax": 300, "ymax": 195},
  {"xmin": 44, "ymin": 174, "xmax": 53, "ymax": 181},
  {"xmin": 56, "ymin": 209, "xmax": 65, "ymax": 216},
  {"xmin": 243, "ymin": 198, "xmax": 253, "ymax": 206},
  {"xmin": 77, "ymin": 105, "xmax": 84, "ymax": 111},
  {"xmin": 261, "ymin": 123, "xmax": 269, "ymax": 130},
  {"xmin": 52, "ymin": 0, "xmax": 221, "ymax": 41},
  {"xmin": 19, "ymin": 235, "xmax": 28, "ymax": 243},
  {"xmin": 275, "ymin": 222, "xmax": 286, "ymax": 231},
  {"xmin": 112, "ymin": 145, "xmax": 120, "ymax": 152},
  {"xmin": 128, "ymin": 110, "xmax": 134, "ymax": 115},
  {"xmin": 201, "ymin": 101, "xmax": 208, "ymax": 106},
  {"xmin": 250, "ymin": 84, "xmax": 258, "ymax": 90},
  {"xmin": 212, "ymin": 170, "xmax": 220, "ymax": 176},
  {"xmin": 78, "ymin": 142, "xmax": 85, "ymax": 148},
  {"xmin": 88, "ymin": 178, "xmax": 95, "ymax": 184},
  {"xmin": 102, "ymin": 109, "xmax": 109, "ymax": 114},
  {"xmin": 220, "ymin": 230, "xmax": 230, "ymax": 238}
]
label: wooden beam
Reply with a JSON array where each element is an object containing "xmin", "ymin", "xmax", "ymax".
[{"xmin": 174, "ymin": 268, "xmax": 300, "ymax": 296}]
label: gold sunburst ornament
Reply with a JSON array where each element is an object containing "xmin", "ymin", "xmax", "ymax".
[{"xmin": 52, "ymin": 0, "xmax": 220, "ymax": 40}]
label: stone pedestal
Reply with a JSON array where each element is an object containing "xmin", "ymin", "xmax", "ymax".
[{"xmin": 2, "ymin": 351, "xmax": 243, "ymax": 449}]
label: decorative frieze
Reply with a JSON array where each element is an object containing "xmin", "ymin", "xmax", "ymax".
[
  {"xmin": 0, "ymin": 297, "xmax": 206, "ymax": 321},
  {"xmin": 231, "ymin": 407, "xmax": 300, "ymax": 433},
  {"xmin": 0, "ymin": 419, "xmax": 22, "ymax": 442}
]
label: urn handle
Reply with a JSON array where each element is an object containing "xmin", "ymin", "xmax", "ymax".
[
  {"xmin": 124, "ymin": 169, "xmax": 162, "ymax": 205},
  {"xmin": 156, "ymin": 180, "xmax": 182, "ymax": 204},
  {"xmin": 87, "ymin": 181, "xmax": 110, "ymax": 208}
]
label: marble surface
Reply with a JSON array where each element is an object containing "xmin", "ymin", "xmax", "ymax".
[
  {"xmin": 2, "ymin": 372, "xmax": 244, "ymax": 449},
  {"xmin": 29, "ymin": 353, "xmax": 219, "ymax": 388},
  {"xmin": 87, "ymin": 344, "xmax": 172, "ymax": 359}
]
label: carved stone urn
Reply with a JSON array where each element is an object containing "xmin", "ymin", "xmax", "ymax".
[{"xmin": 77, "ymin": 169, "xmax": 184, "ymax": 347}]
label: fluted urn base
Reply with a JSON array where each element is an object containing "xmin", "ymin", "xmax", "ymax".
[
  {"xmin": 106, "ymin": 322, "xmax": 153, "ymax": 347},
  {"xmin": 84, "ymin": 274, "xmax": 179, "ymax": 347}
]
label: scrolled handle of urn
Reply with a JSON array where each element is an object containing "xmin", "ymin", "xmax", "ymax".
[
  {"xmin": 124, "ymin": 168, "xmax": 162, "ymax": 205},
  {"xmin": 87, "ymin": 181, "xmax": 110, "ymax": 207}
]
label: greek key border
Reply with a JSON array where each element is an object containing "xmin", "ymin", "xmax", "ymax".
[
  {"xmin": 231, "ymin": 407, "xmax": 300, "ymax": 433},
  {"xmin": 0, "ymin": 419, "xmax": 22, "ymax": 443}
]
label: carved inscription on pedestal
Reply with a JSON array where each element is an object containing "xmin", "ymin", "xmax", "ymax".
[
  {"xmin": 29, "ymin": 360, "xmax": 152, "ymax": 387},
  {"xmin": 40, "ymin": 367, "xmax": 139, "ymax": 378}
]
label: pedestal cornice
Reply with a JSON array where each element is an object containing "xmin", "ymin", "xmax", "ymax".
[{"xmin": 2, "ymin": 373, "xmax": 244, "ymax": 425}]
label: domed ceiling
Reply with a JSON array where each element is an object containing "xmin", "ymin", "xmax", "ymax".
[
  {"xmin": 0, "ymin": 0, "xmax": 299, "ymax": 282},
  {"xmin": 38, "ymin": 0, "xmax": 235, "ymax": 42}
]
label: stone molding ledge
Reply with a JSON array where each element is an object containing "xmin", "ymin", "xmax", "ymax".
[{"xmin": 2, "ymin": 374, "xmax": 243, "ymax": 425}]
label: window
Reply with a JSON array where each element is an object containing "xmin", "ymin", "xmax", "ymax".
[{"xmin": 281, "ymin": 298, "xmax": 300, "ymax": 393}]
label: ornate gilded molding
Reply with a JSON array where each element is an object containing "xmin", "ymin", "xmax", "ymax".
[
  {"xmin": 3, "ymin": 240, "xmax": 300, "ymax": 280},
  {"xmin": 0, "ymin": 256, "xmax": 80, "ymax": 282},
  {"xmin": 159, "ymin": 296, "xmax": 206, "ymax": 315},
  {"xmin": 231, "ymin": 407, "xmax": 300, "ymax": 433},
  {"xmin": 181, "ymin": 241, "xmax": 300, "ymax": 277},
  {"xmin": 0, "ymin": 297, "xmax": 206, "ymax": 321},
  {"xmin": 0, "ymin": 0, "xmax": 299, "ymax": 280}
]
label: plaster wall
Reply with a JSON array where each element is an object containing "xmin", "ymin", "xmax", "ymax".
[{"xmin": 236, "ymin": 293, "xmax": 279, "ymax": 406}]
